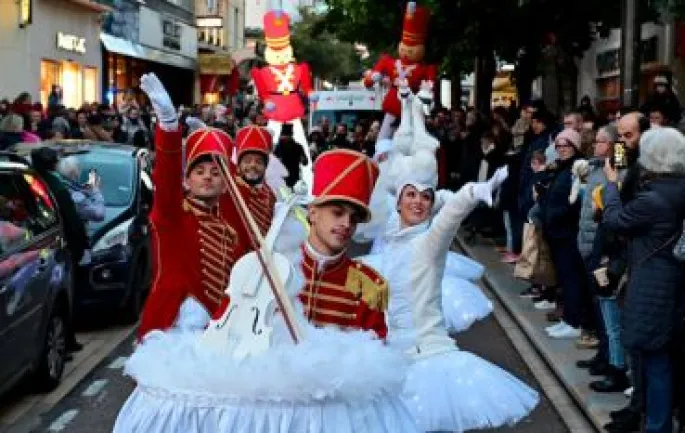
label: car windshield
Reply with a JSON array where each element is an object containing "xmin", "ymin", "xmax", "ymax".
[{"xmin": 71, "ymin": 151, "xmax": 134, "ymax": 208}]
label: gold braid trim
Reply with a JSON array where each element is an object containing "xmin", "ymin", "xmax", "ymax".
[{"xmin": 344, "ymin": 265, "xmax": 388, "ymax": 311}]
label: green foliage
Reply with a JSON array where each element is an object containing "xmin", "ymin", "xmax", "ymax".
[{"xmin": 290, "ymin": 8, "xmax": 364, "ymax": 83}]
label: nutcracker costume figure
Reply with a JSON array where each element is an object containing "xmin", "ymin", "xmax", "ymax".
[
  {"xmin": 234, "ymin": 124, "xmax": 277, "ymax": 237},
  {"xmin": 363, "ymin": 1, "xmax": 437, "ymax": 141},
  {"xmin": 251, "ymin": 9, "xmax": 315, "ymax": 193},
  {"xmin": 136, "ymin": 73, "xmax": 254, "ymax": 340}
]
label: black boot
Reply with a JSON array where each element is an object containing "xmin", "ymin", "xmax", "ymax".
[
  {"xmin": 604, "ymin": 409, "xmax": 641, "ymax": 432},
  {"xmin": 589, "ymin": 360, "xmax": 610, "ymax": 376},
  {"xmin": 576, "ymin": 353, "xmax": 604, "ymax": 369},
  {"xmin": 589, "ymin": 367, "xmax": 630, "ymax": 393}
]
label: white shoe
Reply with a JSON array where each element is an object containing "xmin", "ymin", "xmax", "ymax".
[
  {"xmin": 545, "ymin": 321, "xmax": 566, "ymax": 334},
  {"xmin": 534, "ymin": 300, "xmax": 557, "ymax": 310},
  {"xmin": 624, "ymin": 386, "xmax": 633, "ymax": 398},
  {"xmin": 549, "ymin": 323, "xmax": 582, "ymax": 339}
]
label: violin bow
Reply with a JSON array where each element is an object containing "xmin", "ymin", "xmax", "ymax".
[{"xmin": 213, "ymin": 154, "xmax": 304, "ymax": 344}]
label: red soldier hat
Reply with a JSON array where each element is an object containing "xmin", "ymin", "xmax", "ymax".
[
  {"xmin": 401, "ymin": 2, "xmax": 430, "ymax": 47},
  {"xmin": 310, "ymin": 149, "xmax": 379, "ymax": 222},
  {"xmin": 235, "ymin": 125, "xmax": 272, "ymax": 161},
  {"xmin": 185, "ymin": 127, "xmax": 234, "ymax": 176},
  {"xmin": 263, "ymin": 10, "xmax": 291, "ymax": 50}
]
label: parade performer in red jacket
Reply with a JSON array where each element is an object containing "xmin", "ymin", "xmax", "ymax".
[
  {"xmin": 136, "ymin": 73, "xmax": 255, "ymax": 340},
  {"xmin": 363, "ymin": 2, "xmax": 437, "ymax": 141},
  {"xmin": 251, "ymin": 9, "xmax": 315, "ymax": 193},
  {"xmin": 234, "ymin": 124, "xmax": 277, "ymax": 238},
  {"xmin": 300, "ymin": 150, "xmax": 388, "ymax": 338}
]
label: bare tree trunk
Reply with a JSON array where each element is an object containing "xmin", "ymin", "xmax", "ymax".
[{"xmin": 474, "ymin": 53, "xmax": 496, "ymax": 114}]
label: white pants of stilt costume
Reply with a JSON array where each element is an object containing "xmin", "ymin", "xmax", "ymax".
[
  {"xmin": 377, "ymin": 113, "xmax": 397, "ymax": 142},
  {"xmin": 267, "ymin": 119, "xmax": 313, "ymax": 194}
]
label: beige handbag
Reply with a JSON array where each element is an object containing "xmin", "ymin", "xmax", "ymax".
[{"xmin": 514, "ymin": 223, "xmax": 557, "ymax": 286}]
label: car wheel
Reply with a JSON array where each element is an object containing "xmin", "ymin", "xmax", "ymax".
[
  {"xmin": 34, "ymin": 304, "xmax": 67, "ymax": 391},
  {"xmin": 121, "ymin": 256, "xmax": 148, "ymax": 324}
]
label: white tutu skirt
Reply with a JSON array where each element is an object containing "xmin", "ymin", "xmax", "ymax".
[
  {"xmin": 403, "ymin": 350, "xmax": 539, "ymax": 432},
  {"xmin": 113, "ymin": 329, "xmax": 420, "ymax": 433},
  {"xmin": 441, "ymin": 276, "xmax": 492, "ymax": 333}
]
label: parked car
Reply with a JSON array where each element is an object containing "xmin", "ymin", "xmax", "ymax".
[
  {"xmin": 11, "ymin": 141, "xmax": 153, "ymax": 322},
  {"xmin": 0, "ymin": 154, "xmax": 72, "ymax": 395}
]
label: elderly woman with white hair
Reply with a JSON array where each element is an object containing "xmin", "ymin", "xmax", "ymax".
[
  {"xmin": 56, "ymin": 156, "xmax": 106, "ymax": 223},
  {"xmin": 603, "ymin": 126, "xmax": 685, "ymax": 433}
]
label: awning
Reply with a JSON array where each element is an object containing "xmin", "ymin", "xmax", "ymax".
[{"xmin": 100, "ymin": 33, "xmax": 196, "ymax": 70}]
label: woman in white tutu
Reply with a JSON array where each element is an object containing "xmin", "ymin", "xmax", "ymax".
[{"xmin": 366, "ymin": 131, "xmax": 539, "ymax": 431}]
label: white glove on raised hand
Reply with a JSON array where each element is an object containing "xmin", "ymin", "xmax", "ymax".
[
  {"xmin": 185, "ymin": 116, "xmax": 206, "ymax": 133},
  {"xmin": 471, "ymin": 182, "xmax": 494, "ymax": 207},
  {"xmin": 139, "ymin": 73, "xmax": 177, "ymax": 130},
  {"xmin": 488, "ymin": 166, "xmax": 509, "ymax": 192}
]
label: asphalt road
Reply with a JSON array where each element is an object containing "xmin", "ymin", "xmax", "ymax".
[{"xmin": 25, "ymin": 313, "xmax": 569, "ymax": 433}]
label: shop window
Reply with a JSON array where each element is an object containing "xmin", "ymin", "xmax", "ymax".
[
  {"xmin": 203, "ymin": 93, "xmax": 220, "ymax": 105},
  {"xmin": 83, "ymin": 67, "xmax": 98, "ymax": 104},
  {"xmin": 40, "ymin": 60, "xmax": 62, "ymax": 108},
  {"xmin": 62, "ymin": 61, "xmax": 83, "ymax": 109}
]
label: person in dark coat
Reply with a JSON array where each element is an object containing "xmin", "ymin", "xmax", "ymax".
[
  {"xmin": 538, "ymin": 128, "xmax": 587, "ymax": 339},
  {"xmin": 518, "ymin": 110, "xmax": 553, "ymax": 218},
  {"xmin": 31, "ymin": 147, "xmax": 88, "ymax": 354},
  {"xmin": 602, "ymin": 127, "xmax": 685, "ymax": 433},
  {"xmin": 273, "ymin": 124, "xmax": 306, "ymax": 188},
  {"xmin": 640, "ymin": 75, "xmax": 682, "ymax": 126}
]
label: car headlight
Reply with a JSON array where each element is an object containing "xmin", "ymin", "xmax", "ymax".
[{"xmin": 91, "ymin": 218, "xmax": 134, "ymax": 252}]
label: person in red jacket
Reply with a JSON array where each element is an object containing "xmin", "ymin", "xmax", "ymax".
[
  {"xmin": 251, "ymin": 9, "xmax": 315, "ymax": 193},
  {"xmin": 234, "ymin": 124, "xmax": 277, "ymax": 239},
  {"xmin": 363, "ymin": 2, "xmax": 437, "ymax": 142},
  {"xmin": 136, "ymin": 74, "xmax": 254, "ymax": 340},
  {"xmin": 299, "ymin": 149, "xmax": 388, "ymax": 338}
]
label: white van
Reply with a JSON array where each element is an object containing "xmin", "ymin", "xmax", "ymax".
[{"xmin": 308, "ymin": 89, "xmax": 385, "ymax": 132}]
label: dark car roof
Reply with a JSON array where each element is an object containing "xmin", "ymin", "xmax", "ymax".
[{"xmin": 9, "ymin": 141, "xmax": 140, "ymax": 158}]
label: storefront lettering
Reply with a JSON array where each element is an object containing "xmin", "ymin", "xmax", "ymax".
[
  {"xmin": 57, "ymin": 32, "xmax": 86, "ymax": 54},
  {"xmin": 162, "ymin": 19, "xmax": 182, "ymax": 51}
]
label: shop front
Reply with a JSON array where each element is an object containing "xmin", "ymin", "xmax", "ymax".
[
  {"xmin": 101, "ymin": 4, "xmax": 197, "ymax": 107},
  {"xmin": 0, "ymin": 0, "xmax": 105, "ymax": 108},
  {"xmin": 198, "ymin": 54, "xmax": 239, "ymax": 105}
]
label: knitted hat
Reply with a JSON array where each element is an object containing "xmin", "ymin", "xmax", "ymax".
[
  {"xmin": 555, "ymin": 128, "xmax": 582, "ymax": 151},
  {"xmin": 638, "ymin": 127, "xmax": 685, "ymax": 175}
]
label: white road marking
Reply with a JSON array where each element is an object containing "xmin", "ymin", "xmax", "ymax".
[
  {"xmin": 81, "ymin": 379, "xmax": 108, "ymax": 397},
  {"xmin": 48, "ymin": 409, "xmax": 79, "ymax": 432},
  {"xmin": 107, "ymin": 356, "xmax": 128, "ymax": 370}
]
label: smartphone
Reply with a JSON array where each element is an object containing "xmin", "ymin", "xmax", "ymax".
[{"xmin": 612, "ymin": 141, "xmax": 627, "ymax": 169}]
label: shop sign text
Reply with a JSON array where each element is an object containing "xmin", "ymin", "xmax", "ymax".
[{"xmin": 57, "ymin": 32, "xmax": 86, "ymax": 54}]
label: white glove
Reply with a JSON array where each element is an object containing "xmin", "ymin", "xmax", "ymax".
[
  {"xmin": 488, "ymin": 166, "xmax": 509, "ymax": 192},
  {"xmin": 185, "ymin": 116, "xmax": 207, "ymax": 133},
  {"xmin": 265, "ymin": 101, "xmax": 276, "ymax": 112},
  {"xmin": 371, "ymin": 72, "xmax": 382, "ymax": 83},
  {"xmin": 139, "ymin": 73, "xmax": 177, "ymax": 129},
  {"xmin": 471, "ymin": 182, "xmax": 494, "ymax": 207}
]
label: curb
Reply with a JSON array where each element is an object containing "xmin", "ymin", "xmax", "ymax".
[{"xmin": 455, "ymin": 235, "xmax": 625, "ymax": 433}]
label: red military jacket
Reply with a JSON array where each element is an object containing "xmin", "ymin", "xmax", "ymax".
[
  {"xmin": 364, "ymin": 54, "xmax": 437, "ymax": 118},
  {"xmin": 251, "ymin": 62, "xmax": 313, "ymax": 122},
  {"xmin": 235, "ymin": 177, "xmax": 276, "ymax": 239},
  {"xmin": 298, "ymin": 246, "xmax": 388, "ymax": 339},
  {"xmin": 137, "ymin": 127, "xmax": 254, "ymax": 339}
]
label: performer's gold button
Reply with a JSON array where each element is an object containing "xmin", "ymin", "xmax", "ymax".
[{"xmin": 283, "ymin": 90, "xmax": 290, "ymax": 96}]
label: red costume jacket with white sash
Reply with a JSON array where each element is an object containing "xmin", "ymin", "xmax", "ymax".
[{"xmin": 251, "ymin": 62, "xmax": 313, "ymax": 122}]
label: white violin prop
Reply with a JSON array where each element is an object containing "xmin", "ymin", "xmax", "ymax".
[{"xmin": 200, "ymin": 156, "xmax": 305, "ymax": 359}]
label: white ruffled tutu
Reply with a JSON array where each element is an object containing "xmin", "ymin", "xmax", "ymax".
[
  {"xmin": 113, "ymin": 328, "xmax": 420, "ymax": 433},
  {"xmin": 403, "ymin": 349, "xmax": 539, "ymax": 432},
  {"xmin": 360, "ymin": 252, "xmax": 492, "ymax": 334}
]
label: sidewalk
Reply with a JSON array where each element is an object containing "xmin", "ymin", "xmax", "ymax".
[
  {"xmin": 0, "ymin": 324, "xmax": 135, "ymax": 433},
  {"xmin": 456, "ymin": 233, "xmax": 626, "ymax": 433}
]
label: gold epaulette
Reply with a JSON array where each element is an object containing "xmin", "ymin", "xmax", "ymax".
[{"xmin": 345, "ymin": 262, "xmax": 388, "ymax": 311}]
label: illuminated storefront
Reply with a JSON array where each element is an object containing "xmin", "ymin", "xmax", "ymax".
[{"xmin": 0, "ymin": 0, "xmax": 105, "ymax": 108}]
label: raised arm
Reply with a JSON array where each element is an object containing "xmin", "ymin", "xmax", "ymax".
[{"xmin": 139, "ymin": 74, "xmax": 182, "ymax": 224}]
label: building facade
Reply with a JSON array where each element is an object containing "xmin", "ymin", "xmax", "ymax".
[
  {"xmin": 196, "ymin": 0, "xmax": 245, "ymax": 104},
  {"xmin": 0, "ymin": 0, "xmax": 107, "ymax": 108},
  {"xmin": 101, "ymin": 0, "xmax": 198, "ymax": 107}
]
